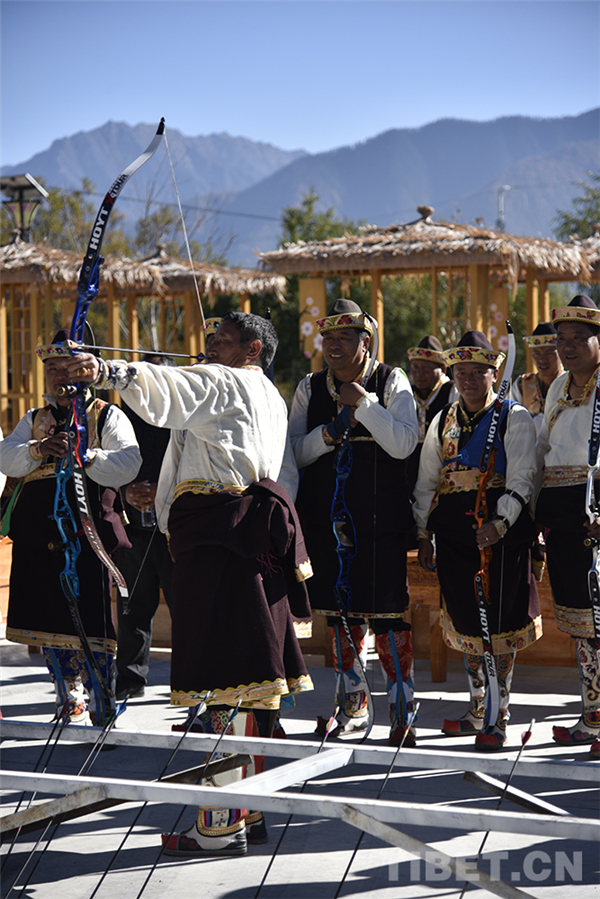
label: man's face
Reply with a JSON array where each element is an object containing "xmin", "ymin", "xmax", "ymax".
[
  {"xmin": 556, "ymin": 322, "xmax": 600, "ymax": 376},
  {"xmin": 322, "ymin": 328, "xmax": 368, "ymax": 374},
  {"xmin": 44, "ymin": 358, "xmax": 72, "ymax": 405},
  {"xmin": 208, "ymin": 320, "xmax": 254, "ymax": 368},
  {"xmin": 411, "ymin": 360, "xmax": 444, "ymax": 391},
  {"xmin": 452, "ymin": 362, "xmax": 497, "ymax": 410},
  {"xmin": 531, "ymin": 346, "xmax": 560, "ymax": 374}
]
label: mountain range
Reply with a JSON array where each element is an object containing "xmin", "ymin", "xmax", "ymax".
[{"xmin": 2, "ymin": 110, "xmax": 598, "ymax": 266}]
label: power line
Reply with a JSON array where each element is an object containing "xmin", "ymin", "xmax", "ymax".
[{"xmin": 91, "ymin": 192, "xmax": 280, "ymax": 223}]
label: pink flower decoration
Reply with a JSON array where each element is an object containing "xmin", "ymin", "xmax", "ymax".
[{"xmin": 301, "ymin": 321, "xmax": 314, "ymax": 336}]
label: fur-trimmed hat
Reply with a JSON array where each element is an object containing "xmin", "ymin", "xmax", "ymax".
[
  {"xmin": 316, "ymin": 299, "xmax": 374, "ymax": 335},
  {"xmin": 552, "ymin": 295, "xmax": 600, "ymax": 327},
  {"xmin": 407, "ymin": 335, "xmax": 446, "ymax": 365},
  {"xmin": 523, "ymin": 321, "xmax": 557, "ymax": 348},
  {"xmin": 35, "ymin": 329, "xmax": 78, "ymax": 362},
  {"xmin": 444, "ymin": 330, "xmax": 506, "ymax": 369}
]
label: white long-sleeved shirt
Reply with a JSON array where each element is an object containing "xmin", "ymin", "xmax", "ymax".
[
  {"xmin": 98, "ymin": 361, "xmax": 298, "ymax": 533},
  {"xmin": 412, "ymin": 396, "xmax": 537, "ymax": 533},
  {"xmin": 535, "ymin": 368, "xmax": 600, "ymax": 499},
  {"xmin": 289, "ymin": 364, "xmax": 419, "ymax": 469},
  {"xmin": 0, "ymin": 396, "xmax": 141, "ymax": 488}
]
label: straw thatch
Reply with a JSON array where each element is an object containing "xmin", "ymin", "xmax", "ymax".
[
  {"xmin": 259, "ymin": 208, "xmax": 599, "ymax": 287},
  {"xmin": 0, "ymin": 239, "xmax": 287, "ymax": 302}
]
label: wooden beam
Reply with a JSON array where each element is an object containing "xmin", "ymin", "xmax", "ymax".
[
  {"xmin": 538, "ymin": 279, "xmax": 550, "ymax": 322},
  {"xmin": 431, "ymin": 267, "xmax": 438, "ymax": 338},
  {"xmin": 525, "ymin": 269, "xmax": 539, "ymax": 373},
  {"xmin": 29, "ymin": 283, "xmax": 45, "ymax": 408},
  {"xmin": 469, "ymin": 264, "xmax": 489, "ymax": 335},
  {"xmin": 183, "ymin": 291, "xmax": 198, "ymax": 360},
  {"xmin": 127, "ymin": 294, "xmax": 139, "ymax": 362},
  {"xmin": 106, "ymin": 283, "xmax": 121, "ymax": 405},
  {"xmin": 240, "ymin": 292, "xmax": 251, "ymax": 314},
  {"xmin": 370, "ymin": 269, "xmax": 384, "ymax": 361},
  {"xmin": 44, "ymin": 283, "xmax": 54, "ymax": 343}
]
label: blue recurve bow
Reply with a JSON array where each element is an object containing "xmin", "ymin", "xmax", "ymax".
[{"xmin": 52, "ymin": 119, "xmax": 166, "ymax": 724}]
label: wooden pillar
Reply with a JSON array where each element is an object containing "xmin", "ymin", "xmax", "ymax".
[
  {"xmin": 431, "ymin": 267, "xmax": 438, "ymax": 338},
  {"xmin": 299, "ymin": 278, "xmax": 326, "ymax": 372},
  {"xmin": 10, "ymin": 286, "xmax": 26, "ymax": 422},
  {"xmin": 240, "ymin": 292, "xmax": 251, "ymax": 314},
  {"xmin": 106, "ymin": 284, "xmax": 121, "ymax": 405},
  {"xmin": 538, "ymin": 279, "xmax": 550, "ymax": 322},
  {"xmin": 0, "ymin": 284, "xmax": 8, "ymax": 433},
  {"xmin": 525, "ymin": 269, "xmax": 539, "ymax": 373},
  {"xmin": 469, "ymin": 264, "xmax": 489, "ymax": 335},
  {"xmin": 44, "ymin": 283, "xmax": 54, "ymax": 342},
  {"xmin": 183, "ymin": 291, "xmax": 198, "ymax": 361},
  {"xmin": 29, "ymin": 283, "xmax": 45, "ymax": 408},
  {"xmin": 127, "ymin": 295, "xmax": 139, "ymax": 361},
  {"xmin": 370, "ymin": 269, "xmax": 384, "ymax": 362}
]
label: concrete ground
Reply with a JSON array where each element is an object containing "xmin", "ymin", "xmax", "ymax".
[{"xmin": 0, "ymin": 640, "xmax": 598, "ymax": 899}]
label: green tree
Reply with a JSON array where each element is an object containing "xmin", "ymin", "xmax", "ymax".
[
  {"xmin": 553, "ymin": 172, "xmax": 600, "ymax": 241},
  {"xmin": 553, "ymin": 171, "xmax": 600, "ymax": 303}
]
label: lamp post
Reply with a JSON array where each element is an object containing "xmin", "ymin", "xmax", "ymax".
[
  {"xmin": 496, "ymin": 185, "xmax": 512, "ymax": 232},
  {"xmin": 1, "ymin": 173, "xmax": 49, "ymax": 242}
]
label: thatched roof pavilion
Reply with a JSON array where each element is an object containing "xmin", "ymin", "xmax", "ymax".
[
  {"xmin": 259, "ymin": 207, "xmax": 600, "ymax": 369},
  {"xmin": 0, "ymin": 239, "xmax": 286, "ymax": 432}
]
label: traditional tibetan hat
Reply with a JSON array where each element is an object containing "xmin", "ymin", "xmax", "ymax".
[
  {"xmin": 523, "ymin": 321, "xmax": 557, "ymax": 348},
  {"xmin": 316, "ymin": 299, "xmax": 374, "ymax": 335},
  {"xmin": 36, "ymin": 329, "xmax": 78, "ymax": 362},
  {"xmin": 444, "ymin": 330, "xmax": 506, "ymax": 369},
  {"xmin": 204, "ymin": 317, "xmax": 222, "ymax": 337},
  {"xmin": 407, "ymin": 335, "xmax": 446, "ymax": 365},
  {"xmin": 551, "ymin": 295, "xmax": 600, "ymax": 327}
]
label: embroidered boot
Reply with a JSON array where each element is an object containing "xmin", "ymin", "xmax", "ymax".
[
  {"xmin": 316, "ymin": 624, "xmax": 369, "ymax": 737},
  {"xmin": 162, "ymin": 819, "xmax": 247, "ymax": 857},
  {"xmin": 442, "ymin": 653, "xmax": 486, "ymax": 735},
  {"xmin": 553, "ymin": 639, "xmax": 600, "ymax": 745},
  {"xmin": 474, "ymin": 652, "xmax": 515, "ymax": 751},
  {"xmin": 375, "ymin": 628, "xmax": 416, "ymax": 747}
]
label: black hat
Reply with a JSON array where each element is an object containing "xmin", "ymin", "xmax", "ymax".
[
  {"xmin": 552, "ymin": 295, "xmax": 600, "ymax": 327},
  {"xmin": 407, "ymin": 334, "xmax": 445, "ymax": 364},
  {"xmin": 524, "ymin": 321, "xmax": 557, "ymax": 347}
]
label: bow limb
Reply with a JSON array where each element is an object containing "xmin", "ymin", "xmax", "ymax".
[
  {"xmin": 585, "ymin": 365, "xmax": 600, "ymax": 660},
  {"xmin": 52, "ymin": 121, "xmax": 166, "ymax": 720},
  {"xmin": 472, "ymin": 321, "xmax": 517, "ymax": 734}
]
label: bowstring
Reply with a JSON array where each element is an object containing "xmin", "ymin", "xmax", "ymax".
[{"xmin": 163, "ymin": 127, "xmax": 206, "ymax": 332}]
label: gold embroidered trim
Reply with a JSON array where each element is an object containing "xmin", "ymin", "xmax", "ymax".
[
  {"xmin": 543, "ymin": 465, "xmax": 596, "ymax": 488},
  {"xmin": 437, "ymin": 469, "xmax": 505, "ymax": 495},
  {"xmin": 554, "ymin": 604, "xmax": 597, "ymax": 638},
  {"xmin": 293, "ymin": 621, "xmax": 312, "ymax": 639},
  {"xmin": 170, "ymin": 674, "xmax": 314, "ymax": 710},
  {"xmin": 174, "ymin": 479, "xmax": 247, "ymax": 499},
  {"xmin": 5, "ymin": 627, "xmax": 117, "ymax": 654},
  {"xmin": 295, "ymin": 559, "xmax": 313, "ymax": 582},
  {"xmin": 439, "ymin": 606, "xmax": 543, "ymax": 654}
]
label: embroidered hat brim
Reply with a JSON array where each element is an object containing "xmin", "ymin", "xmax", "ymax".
[
  {"xmin": 523, "ymin": 334, "xmax": 558, "ymax": 347},
  {"xmin": 444, "ymin": 346, "xmax": 506, "ymax": 368},
  {"xmin": 316, "ymin": 312, "xmax": 374, "ymax": 335},
  {"xmin": 36, "ymin": 339, "xmax": 80, "ymax": 362},
  {"xmin": 407, "ymin": 347, "xmax": 446, "ymax": 365},
  {"xmin": 551, "ymin": 306, "xmax": 600, "ymax": 326}
]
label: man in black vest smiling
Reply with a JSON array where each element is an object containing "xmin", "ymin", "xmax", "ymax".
[{"xmin": 289, "ymin": 299, "xmax": 419, "ymax": 744}]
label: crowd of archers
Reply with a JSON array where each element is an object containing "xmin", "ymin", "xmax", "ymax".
[{"xmin": 1, "ymin": 294, "xmax": 599, "ymax": 858}]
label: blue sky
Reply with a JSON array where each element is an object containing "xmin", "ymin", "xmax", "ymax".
[{"xmin": 1, "ymin": 0, "xmax": 599, "ymax": 165}]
